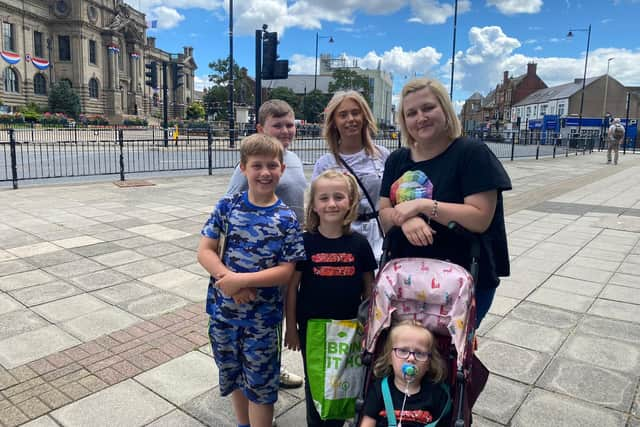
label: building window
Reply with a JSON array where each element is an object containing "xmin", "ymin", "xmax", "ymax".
[
  {"xmin": 540, "ymin": 105, "xmax": 547, "ymax": 116},
  {"xmin": 88, "ymin": 78, "xmax": 99, "ymax": 98},
  {"xmin": 2, "ymin": 22, "xmax": 14, "ymax": 52},
  {"xmin": 33, "ymin": 31, "xmax": 44, "ymax": 57},
  {"xmin": 89, "ymin": 40, "xmax": 96, "ymax": 64},
  {"xmin": 3, "ymin": 67, "xmax": 19, "ymax": 92},
  {"xmin": 33, "ymin": 73, "xmax": 46, "ymax": 95},
  {"xmin": 58, "ymin": 35, "xmax": 71, "ymax": 61},
  {"xmin": 557, "ymin": 103, "xmax": 565, "ymax": 116}
]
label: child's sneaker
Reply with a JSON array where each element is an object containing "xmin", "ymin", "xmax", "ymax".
[{"xmin": 279, "ymin": 368, "xmax": 303, "ymax": 388}]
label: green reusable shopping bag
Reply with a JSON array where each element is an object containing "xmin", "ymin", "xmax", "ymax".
[{"xmin": 306, "ymin": 318, "xmax": 365, "ymax": 420}]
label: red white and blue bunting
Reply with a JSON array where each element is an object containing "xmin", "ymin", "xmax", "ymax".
[
  {"xmin": 32, "ymin": 57, "xmax": 50, "ymax": 70},
  {"xmin": 107, "ymin": 44, "xmax": 120, "ymax": 54},
  {"xmin": 130, "ymin": 52, "xmax": 140, "ymax": 59},
  {"xmin": 0, "ymin": 51, "xmax": 21, "ymax": 65}
]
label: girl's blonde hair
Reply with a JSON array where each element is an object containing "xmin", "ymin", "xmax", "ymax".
[
  {"xmin": 397, "ymin": 77, "xmax": 462, "ymax": 147},
  {"xmin": 322, "ymin": 90, "xmax": 380, "ymax": 163},
  {"xmin": 373, "ymin": 320, "xmax": 447, "ymax": 383},
  {"xmin": 305, "ymin": 170, "xmax": 360, "ymax": 234}
]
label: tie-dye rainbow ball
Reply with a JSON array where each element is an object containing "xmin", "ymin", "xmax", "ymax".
[{"xmin": 390, "ymin": 170, "xmax": 434, "ymax": 205}]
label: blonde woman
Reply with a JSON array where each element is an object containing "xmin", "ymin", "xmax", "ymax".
[
  {"xmin": 313, "ymin": 91, "xmax": 390, "ymax": 259},
  {"xmin": 379, "ymin": 78, "xmax": 511, "ymax": 327}
]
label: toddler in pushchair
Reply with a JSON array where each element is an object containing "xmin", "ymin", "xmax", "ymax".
[{"xmin": 357, "ymin": 224, "xmax": 489, "ymax": 427}]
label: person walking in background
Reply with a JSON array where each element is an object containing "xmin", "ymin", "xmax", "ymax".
[
  {"xmin": 225, "ymin": 100, "xmax": 307, "ymax": 390},
  {"xmin": 313, "ymin": 91, "xmax": 389, "ymax": 260},
  {"xmin": 379, "ymin": 77, "xmax": 511, "ymax": 327},
  {"xmin": 198, "ymin": 134, "xmax": 305, "ymax": 427},
  {"xmin": 607, "ymin": 117, "xmax": 625, "ymax": 165}
]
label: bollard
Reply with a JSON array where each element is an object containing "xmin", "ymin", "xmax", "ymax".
[
  {"xmin": 9, "ymin": 129, "xmax": 18, "ymax": 190},
  {"xmin": 510, "ymin": 132, "xmax": 515, "ymax": 161},
  {"xmin": 118, "ymin": 129, "xmax": 125, "ymax": 182},
  {"xmin": 207, "ymin": 127, "xmax": 213, "ymax": 176}
]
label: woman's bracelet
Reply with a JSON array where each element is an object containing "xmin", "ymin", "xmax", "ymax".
[{"xmin": 430, "ymin": 200, "xmax": 439, "ymax": 219}]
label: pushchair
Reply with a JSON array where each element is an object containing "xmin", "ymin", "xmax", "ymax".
[{"xmin": 357, "ymin": 222, "xmax": 489, "ymax": 427}]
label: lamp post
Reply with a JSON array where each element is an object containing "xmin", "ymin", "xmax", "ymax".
[
  {"xmin": 601, "ymin": 57, "xmax": 614, "ymax": 139},
  {"xmin": 449, "ymin": 0, "xmax": 458, "ymax": 100},
  {"xmin": 314, "ymin": 32, "xmax": 334, "ymax": 92},
  {"xmin": 567, "ymin": 24, "xmax": 591, "ymax": 137}
]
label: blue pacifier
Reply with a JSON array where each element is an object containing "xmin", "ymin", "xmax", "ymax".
[{"xmin": 402, "ymin": 362, "xmax": 418, "ymax": 378}]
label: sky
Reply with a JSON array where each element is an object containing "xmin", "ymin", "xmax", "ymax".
[{"xmin": 129, "ymin": 0, "xmax": 640, "ymax": 110}]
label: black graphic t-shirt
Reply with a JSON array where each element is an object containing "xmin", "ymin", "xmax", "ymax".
[
  {"xmin": 295, "ymin": 231, "xmax": 377, "ymax": 324},
  {"xmin": 363, "ymin": 376, "xmax": 449, "ymax": 427}
]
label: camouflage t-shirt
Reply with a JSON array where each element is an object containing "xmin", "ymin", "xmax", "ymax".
[{"xmin": 201, "ymin": 192, "xmax": 305, "ymax": 327}]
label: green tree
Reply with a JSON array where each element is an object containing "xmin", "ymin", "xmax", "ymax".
[
  {"xmin": 267, "ymin": 87, "xmax": 300, "ymax": 116},
  {"xmin": 48, "ymin": 81, "xmax": 80, "ymax": 119},
  {"xmin": 203, "ymin": 86, "xmax": 229, "ymax": 121},
  {"xmin": 207, "ymin": 57, "xmax": 254, "ymax": 105},
  {"xmin": 302, "ymin": 90, "xmax": 330, "ymax": 123},
  {"xmin": 186, "ymin": 101, "xmax": 205, "ymax": 120},
  {"xmin": 328, "ymin": 69, "xmax": 371, "ymax": 104}
]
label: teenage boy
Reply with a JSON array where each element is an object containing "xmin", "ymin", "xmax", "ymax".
[
  {"xmin": 226, "ymin": 99, "xmax": 307, "ymax": 389},
  {"xmin": 198, "ymin": 134, "xmax": 305, "ymax": 427}
]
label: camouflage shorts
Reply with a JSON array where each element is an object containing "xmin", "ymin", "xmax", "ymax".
[{"xmin": 208, "ymin": 317, "xmax": 281, "ymax": 404}]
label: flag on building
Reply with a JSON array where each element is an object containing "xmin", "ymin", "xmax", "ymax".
[
  {"xmin": 32, "ymin": 57, "xmax": 50, "ymax": 70},
  {"xmin": 0, "ymin": 51, "xmax": 21, "ymax": 65},
  {"xmin": 146, "ymin": 20, "xmax": 158, "ymax": 29}
]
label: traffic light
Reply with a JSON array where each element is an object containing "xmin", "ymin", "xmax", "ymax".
[
  {"xmin": 272, "ymin": 59, "xmax": 289, "ymax": 80},
  {"xmin": 145, "ymin": 61, "xmax": 157, "ymax": 88},
  {"xmin": 173, "ymin": 63, "xmax": 184, "ymax": 89},
  {"xmin": 262, "ymin": 31, "xmax": 278, "ymax": 79}
]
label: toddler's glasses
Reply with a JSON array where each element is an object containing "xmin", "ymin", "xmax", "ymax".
[{"xmin": 393, "ymin": 347, "xmax": 431, "ymax": 362}]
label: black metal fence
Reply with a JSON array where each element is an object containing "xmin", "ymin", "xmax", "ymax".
[{"xmin": 2, "ymin": 125, "xmax": 633, "ymax": 189}]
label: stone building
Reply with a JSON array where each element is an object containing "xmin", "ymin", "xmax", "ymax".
[{"xmin": 0, "ymin": 0, "xmax": 196, "ymax": 122}]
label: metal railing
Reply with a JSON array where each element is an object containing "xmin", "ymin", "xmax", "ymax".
[{"xmin": 3, "ymin": 125, "xmax": 632, "ymax": 189}]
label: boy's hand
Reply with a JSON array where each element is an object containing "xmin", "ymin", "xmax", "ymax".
[
  {"xmin": 232, "ymin": 288, "xmax": 257, "ymax": 304},
  {"xmin": 284, "ymin": 328, "xmax": 300, "ymax": 351},
  {"xmin": 401, "ymin": 216, "xmax": 436, "ymax": 247},
  {"xmin": 216, "ymin": 271, "xmax": 248, "ymax": 296}
]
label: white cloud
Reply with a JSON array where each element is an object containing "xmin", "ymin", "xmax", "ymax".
[
  {"xmin": 151, "ymin": 6, "xmax": 185, "ymax": 29},
  {"xmin": 408, "ymin": 0, "xmax": 471, "ymax": 25},
  {"xmin": 194, "ymin": 75, "xmax": 210, "ymax": 91},
  {"xmin": 486, "ymin": 0, "xmax": 543, "ymax": 14}
]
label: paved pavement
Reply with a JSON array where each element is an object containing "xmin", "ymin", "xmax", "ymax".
[{"xmin": 0, "ymin": 150, "xmax": 639, "ymax": 426}]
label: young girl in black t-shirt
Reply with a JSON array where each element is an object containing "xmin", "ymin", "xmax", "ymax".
[
  {"xmin": 361, "ymin": 320, "xmax": 450, "ymax": 427},
  {"xmin": 285, "ymin": 170, "xmax": 378, "ymax": 427}
]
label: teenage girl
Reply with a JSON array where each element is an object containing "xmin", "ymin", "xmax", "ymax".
[
  {"xmin": 285, "ymin": 170, "xmax": 378, "ymax": 427},
  {"xmin": 360, "ymin": 320, "xmax": 450, "ymax": 427}
]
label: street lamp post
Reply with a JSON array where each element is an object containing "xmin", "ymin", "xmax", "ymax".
[
  {"xmin": 567, "ymin": 24, "xmax": 591, "ymax": 137},
  {"xmin": 314, "ymin": 32, "xmax": 334, "ymax": 92},
  {"xmin": 601, "ymin": 57, "xmax": 614, "ymax": 142},
  {"xmin": 449, "ymin": 0, "xmax": 458, "ymax": 100}
]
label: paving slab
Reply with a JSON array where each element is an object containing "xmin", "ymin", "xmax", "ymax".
[
  {"xmin": 0, "ymin": 259, "xmax": 35, "ymax": 277},
  {"xmin": 145, "ymin": 409, "xmax": 206, "ymax": 427},
  {"xmin": 608, "ymin": 272, "xmax": 640, "ymax": 289},
  {"xmin": 537, "ymin": 357, "xmax": 637, "ymax": 412},
  {"xmin": 540, "ymin": 275, "xmax": 604, "ymax": 297},
  {"xmin": 6, "ymin": 242, "xmax": 61, "ymax": 258},
  {"xmin": 60, "ymin": 306, "xmax": 141, "ymax": 341},
  {"xmin": 91, "ymin": 249, "xmax": 147, "ymax": 268},
  {"xmin": 487, "ymin": 295, "xmax": 520, "ymax": 316},
  {"xmin": 32, "ymin": 294, "xmax": 110, "ymax": 323},
  {"xmin": 526, "ymin": 287, "xmax": 594, "ymax": 313},
  {"xmin": 69, "ymin": 241, "xmax": 127, "ymax": 257},
  {"xmin": 600, "ymin": 284, "xmax": 640, "ymax": 305},
  {"xmin": 22, "ymin": 250, "xmax": 83, "ymax": 269},
  {"xmin": 487, "ymin": 318, "xmax": 567, "ymax": 353},
  {"xmin": 509, "ymin": 301, "xmax": 580, "ymax": 329},
  {"xmin": 50, "ymin": 379, "xmax": 173, "ymax": 427},
  {"xmin": 0, "ymin": 294, "xmax": 23, "ymax": 315},
  {"xmin": 90, "ymin": 281, "xmax": 156, "ymax": 305},
  {"xmin": 21, "ymin": 416, "xmax": 60, "ymax": 426},
  {"xmin": 124, "ymin": 293, "xmax": 189, "ymax": 319},
  {"xmin": 0, "ymin": 269, "xmax": 56, "ymax": 292},
  {"xmin": 70, "ymin": 269, "xmax": 132, "ymax": 291},
  {"xmin": 472, "ymin": 374, "xmax": 529, "ymax": 424},
  {"xmin": 132, "ymin": 242, "xmax": 183, "ymax": 258},
  {"xmin": 52, "ymin": 236, "xmax": 103, "ymax": 249},
  {"xmin": 477, "ymin": 339, "xmax": 551, "ymax": 384},
  {"xmin": 576, "ymin": 315, "xmax": 640, "ymax": 345},
  {"xmin": 140, "ymin": 269, "xmax": 202, "ymax": 290},
  {"xmin": 0, "ymin": 309, "xmax": 49, "ymax": 340},
  {"xmin": 9, "ymin": 281, "xmax": 82, "ymax": 307},
  {"xmin": 559, "ymin": 334, "xmax": 640, "ymax": 374},
  {"xmin": 113, "ymin": 258, "xmax": 173, "ymax": 278},
  {"xmin": 0, "ymin": 325, "xmax": 80, "ymax": 369},
  {"xmin": 555, "ymin": 264, "xmax": 614, "ymax": 284},
  {"xmin": 511, "ymin": 388, "xmax": 627, "ymax": 427},
  {"xmin": 135, "ymin": 351, "xmax": 215, "ymax": 406},
  {"xmin": 588, "ymin": 299, "xmax": 640, "ymax": 323},
  {"xmin": 42, "ymin": 258, "xmax": 106, "ymax": 279}
]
